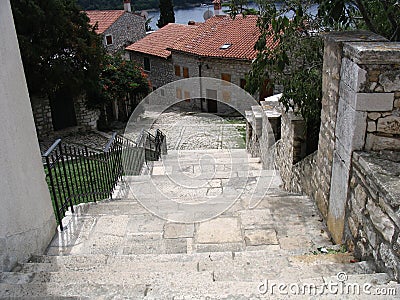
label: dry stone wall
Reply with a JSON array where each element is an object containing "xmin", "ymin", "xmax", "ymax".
[
  {"xmin": 347, "ymin": 152, "xmax": 400, "ymax": 281},
  {"xmin": 31, "ymin": 96, "xmax": 54, "ymax": 136}
]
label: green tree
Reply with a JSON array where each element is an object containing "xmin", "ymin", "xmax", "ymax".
[
  {"xmin": 98, "ymin": 54, "xmax": 150, "ymax": 106},
  {"xmin": 316, "ymin": 0, "xmax": 400, "ymax": 41},
  {"xmin": 241, "ymin": 1, "xmax": 323, "ymax": 152},
  {"xmin": 91, "ymin": 53, "xmax": 151, "ymax": 123},
  {"xmin": 11, "ymin": 0, "xmax": 105, "ymax": 98},
  {"xmin": 229, "ymin": 0, "xmax": 400, "ymax": 152},
  {"xmin": 157, "ymin": 0, "xmax": 175, "ymax": 28}
]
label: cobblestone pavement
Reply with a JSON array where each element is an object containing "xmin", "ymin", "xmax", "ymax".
[
  {"xmin": 38, "ymin": 128, "xmax": 111, "ymax": 155},
  {"xmin": 38, "ymin": 108, "xmax": 246, "ymax": 155},
  {"xmin": 125, "ymin": 107, "xmax": 246, "ymax": 150}
]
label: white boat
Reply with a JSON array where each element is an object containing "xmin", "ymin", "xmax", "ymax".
[{"xmin": 200, "ymin": 4, "xmax": 209, "ymax": 7}]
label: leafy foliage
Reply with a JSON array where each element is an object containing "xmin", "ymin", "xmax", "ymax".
[
  {"xmin": 222, "ymin": 0, "xmax": 259, "ymax": 16},
  {"xmin": 157, "ymin": 0, "xmax": 176, "ymax": 28},
  {"xmin": 11, "ymin": 0, "xmax": 105, "ymax": 98},
  {"xmin": 317, "ymin": 0, "xmax": 400, "ymax": 41},
  {"xmin": 230, "ymin": 0, "xmax": 400, "ymax": 152},
  {"xmin": 94, "ymin": 54, "xmax": 150, "ymax": 107},
  {"xmin": 77, "ymin": 0, "xmax": 204, "ymax": 11},
  {"xmin": 242, "ymin": 1, "xmax": 323, "ymax": 147}
]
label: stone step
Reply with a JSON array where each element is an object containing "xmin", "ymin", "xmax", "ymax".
[
  {"xmin": 0, "ymin": 269, "xmax": 213, "ymax": 286},
  {"xmin": 16, "ymin": 253, "xmax": 375, "ymax": 281},
  {"xmin": 0, "ymin": 273, "xmax": 397, "ymax": 299},
  {"xmin": 148, "ymin": 273, "xmax": 399, "ymax": 300}
]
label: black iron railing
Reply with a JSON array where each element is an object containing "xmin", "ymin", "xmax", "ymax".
[{"xmin": 42, "ymin": 130, "xmax": 166, "ymax": 230}]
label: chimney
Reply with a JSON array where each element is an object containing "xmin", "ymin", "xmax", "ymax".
[
  {"xmin": 213, "ymin": 0, "xmax": 222, "ymax": 16},
  {"xmin": 124, "ymin": 0, "xmax": 131, "ymax": 12}
]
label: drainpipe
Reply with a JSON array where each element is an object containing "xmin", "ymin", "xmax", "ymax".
[{"xmin": 198, "ymin": 58, "xmax": 204, "ymax": 112}]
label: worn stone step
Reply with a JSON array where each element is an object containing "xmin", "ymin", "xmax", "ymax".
[
  {"xmin": 18, "ymin": 253, "xmax": 375, "ymax": 281},
  {"xmin": 2, "ymin": 274, "xmax": 397, "ymax": 300},
  {"xmin": 0, "ymin": 282, "xmax": 144, "ymax": 299},
  {"xmin": 0, "ymin": 269, "xmax": 213, "ymax": 286},
  {"xmin": 147, "ymin": 273, "xmax": 399, "ymax": 300},
  {"xmin": 1, "ymin": 269, "xmax": 396, "ymax": 299}
]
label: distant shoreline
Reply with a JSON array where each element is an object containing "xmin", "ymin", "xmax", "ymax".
[{"xmin": 139, "ymin": 2, "xmax": 208, "ymax": 13}]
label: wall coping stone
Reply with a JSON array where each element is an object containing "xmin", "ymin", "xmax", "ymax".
[
  {"xmin": 322, "ymin": 31, "xmax": 387, "ymax": 43},
  {"xmin": 353, "ymin": 151, "xmax": 400, "ymax": 207},
  {"xmin": 344, "ymin": 42, "xmax": 400, "ymax": 64}
]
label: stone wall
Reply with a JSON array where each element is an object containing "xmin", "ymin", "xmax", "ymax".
[
  {"xmin": 104, "ymin": 13, "xmax": 145, "ymax": 53},
  {"xmin": 129, "ymin": 52, "xmax": 174, "ymax": 90},
  {"xmin": 74, "ymin": 96, "xmax": 100, "ymax": 130},
  {"xmin": 347, "ymin": 151, "xmax": 400, "ymax": 281},
  {"xmin": 31, "ymin": 95, "xmax": 100, "ymax": 137},
  {"xmin": 246, "ymin": 31, "xmax": 400, "ymax": 281},
  {"xmin": 31, "ymin": 96, "xmax": 53, "ymax": 136}
]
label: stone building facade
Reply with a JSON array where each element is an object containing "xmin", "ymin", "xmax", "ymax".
[
  {"xmin": 129, "ymin": 52, "xmax": 174, "ymax": 90},
  {"xmin": 127, "ymin": 14, "xmax": 273, "ymax": 114},
  {"xmin": 101, "ymin": 12, "xmax": 145, "ymax": 53},
  {"xmin": 171, "ymin": 52, "xmax": 253, "ymax": 114},
  {"xmin": 86, "ymin": 2, "xmax": 145, "ymax": 53},
  {"xmin": 126, "ymin": 23, "xmax": 196, "ymax": 90},
  {"xmin": 246, "ymin": 31, "xmax": 400, "ymax": 281}
]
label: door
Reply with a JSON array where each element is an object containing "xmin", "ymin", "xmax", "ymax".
[
  {"xmin": 206, "ymin": 89, "xmax": 218, "ymax": 113},
  {"xmin": 50, "ymin": 87, "xmax": 77, "ymax": 130}
]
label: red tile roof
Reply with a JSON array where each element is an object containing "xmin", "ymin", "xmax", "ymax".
[
  {"xmin": 170, "ymin": 15, "xmax": 271, "ymax": 60},
  {"xmin": 86, "ymin": 10, "xmax": 125, "ymax": 34},
  {"xmin": 126, "ymin": 23, "xmax": 197, "ymax": 59}
]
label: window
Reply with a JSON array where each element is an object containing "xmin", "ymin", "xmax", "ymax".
[
  {"xmin": 174, "ymin": 65, "xmax": 181, "ymax": 76},
  {"xmin": 144, "ymin": 57, "xmax": 150, "ymax": 71},
  {"xmin": 184, "ymin": 90, "xmax": 191, "ymax": 102},
  {"xmin": 176, "ymin": 87, "xmax": 182, "ymax": 99},
  {"xmin": 183, "ymin": 67, "xmax": 189, "ymax": 78},
  {"xmin": 222, "ymin": 90, "xmax": 231, "ymax": 102},
  {"xmin": 220, "ymin": 43, "xmax": 232, "ymax": 50},
  {"xmin": 221, "ymin": 73, "xmax": 231, "ymax": 85},
  {"xmin": 105, "ymin": 35, "xmax": 113, "ymax": 45}
]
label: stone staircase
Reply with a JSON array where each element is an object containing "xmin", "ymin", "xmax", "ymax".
[{"xmin": 1, "ymin": 149, "xmax": 399, "ymax": 299}]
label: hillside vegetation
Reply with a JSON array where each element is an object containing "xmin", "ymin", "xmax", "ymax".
[{"xmin": 77, "ymin": 0, "xmax": 204, "ymax": 11}]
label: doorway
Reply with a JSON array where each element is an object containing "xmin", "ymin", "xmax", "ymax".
[
  {"xmin": 206, "ymin": 89, "xmax": 218, "ymax": 113},
  {"xmin": 50, "ymin": 87, "xmax": 77, "ymax": 130}
]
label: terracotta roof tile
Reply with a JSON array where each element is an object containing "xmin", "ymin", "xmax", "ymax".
[
  {"xmin": 171, "ymin": 15, "xmax": 275, "ymax": 60},
  {"xmin": 86, "ymin": 10, "xmax": 125, "ymax": 34},
  {"xmin": 126, "ymin": 23, "xmax": 197, "ymax": 59}
]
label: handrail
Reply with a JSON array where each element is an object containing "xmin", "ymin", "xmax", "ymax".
[
  {"xmin": 104, "ymin": 132, "xmax": 118, "ymax": 152},
  {"xmin": 43, "ymin": 139, "xmax": 62, "ymax": 157},
  {"xmin": 42, "ymin": 129, "xmax": 166, "ymax": 230}
]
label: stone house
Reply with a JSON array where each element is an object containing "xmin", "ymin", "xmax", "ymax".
[
  {"xmin": 126, "ymin": 12, "xmax": 276, "ymax": 114},
  {"xmin": 126, "ymin": 23, "xmax": 197, "ymax": 90},
  {"xmin": 86, "ymin": 0, "xmax": 146, "ymax": 53}
]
